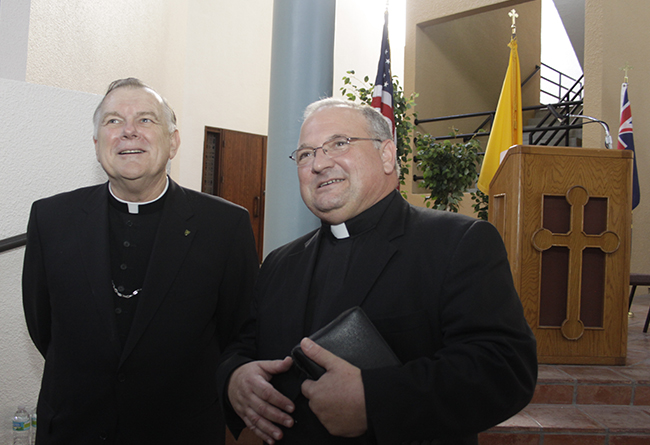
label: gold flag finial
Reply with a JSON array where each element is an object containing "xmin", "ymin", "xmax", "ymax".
[
  {"xmin": 509, "ymin": 9, "xmax": 518, "ymax": 37},
  {"xmin": 621, "ymin": 62, "xmax": 633, "ymax": 83}
]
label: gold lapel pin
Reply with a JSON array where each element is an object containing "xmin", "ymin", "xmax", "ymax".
[{"xmin": 184, "ymin": 229, "xmax": 191, "ymax": 237}]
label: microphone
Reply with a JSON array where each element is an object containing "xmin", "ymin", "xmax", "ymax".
[
  {"xmin": 545, "ymin": 104, "xmax": 613, "ymax": 149},
  {"xmin": 546, "ymin": 103, "xmax": 563, "ymax": 122}
]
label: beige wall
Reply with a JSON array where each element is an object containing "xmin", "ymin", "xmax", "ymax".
[
  {"xmin": 404, "ymin": 0, "xmax": 537, "ymax": 120},
  {"xmin": 404, "ymin": 0, "xmax": 539, "ymax": 199},
  {"xmin": 410, "ymin": 0, "xmax": 539, "ymax": 136},
  {"xmin": 582, "ymin": 0, "xmax": 650, "ymax": 273},
  {"xmin": 404, "ymin": 0, "xmax": 649, "ymax": 273}
]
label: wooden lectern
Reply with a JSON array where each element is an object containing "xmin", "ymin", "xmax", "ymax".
[{"xmin": 489, "ymin": 146, "xmax": 633, "ymax": 365}]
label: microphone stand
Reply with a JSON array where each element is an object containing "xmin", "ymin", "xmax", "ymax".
[
  {"xmin": 545, "ymin": 104, "xmax": 613, "ymax": 149},
  {"xmin": 567, "ymin": 114, "xmax": 613, "ymax": 150}
]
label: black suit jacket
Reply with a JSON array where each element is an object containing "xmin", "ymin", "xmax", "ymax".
[
  {"xmin": 23, "ymin": 179, "xmax": 259, "ymax": 445},
  {"xmin": 218, "ymin": 193, "xmax": 537, "ymax": 444}
]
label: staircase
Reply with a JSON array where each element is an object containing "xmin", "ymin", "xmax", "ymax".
[
  {"xmin": 479, "ymin": 293, "xmax": 650, "ymax": 444},
  {"xmin": 523, "ymin": 110, "xmax": 582, "ymax": 147},
  {"xmin": 524, "ymin": 64, "xmax": 585, "ymax": 148}
]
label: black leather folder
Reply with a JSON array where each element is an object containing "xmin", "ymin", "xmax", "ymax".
[{"xmin": 291, "ymin": 306, "xmax": 401, "ymax": 380}]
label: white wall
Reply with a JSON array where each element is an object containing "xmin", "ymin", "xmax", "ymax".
[
  {"xmin": 0, "ymin": 0, "xmax": 30, "ymax": 81},
  {"xmin": 540, "ymin": 0, "xmax": 583, "ymax": 104},
  {"xmin": 0, "ymin": 79, "xmax": 102, "ymax": 442},
  {"xmin": 24, "ymin": 0, "xmax": 190, "ymax": 183},
  {"xmin": 25, "ymin": 0, "xmax": 189, "ymax": 99},
  {"xmin": 334, "ymin": 0, "xmax": 406, "ymax": 101},
  {"xmin": 177, "ymin": 1, "xmax": 273, "ymax": 190}
]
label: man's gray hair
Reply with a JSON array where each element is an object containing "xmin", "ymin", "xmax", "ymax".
[
  {"xmin": 92, "ymin": 78, "xmax": 177, "ymax": 138},
  {"xmin": 303, "ymin": 98, "xmax": 393, "ymax": 144},
  {"xmin": 303, "ymin": 98, "xmax": 399, "ymax": 174}
]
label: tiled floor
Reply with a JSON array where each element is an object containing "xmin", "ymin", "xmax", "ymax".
[{"xmin": 479, "ymin": 292, "xmax": 650, "ymax": 444}]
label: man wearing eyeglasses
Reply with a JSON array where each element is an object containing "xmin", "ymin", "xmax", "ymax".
[{"xmin": 218, "ymin": 98, "xmax": 537, "ymax": 445}]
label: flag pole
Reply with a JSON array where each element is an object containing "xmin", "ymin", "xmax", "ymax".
[
  {"xmin": 617, "ymin": 67, "xmax": 641, "ymax": 210},
  {"xmin": 509, "ymin": 8, "xmax": 518, "ymax": 38},
  {"xmin": 371, "ymin": 8, "xmax": 395, "ymax": 140},
  {"xmin": 476, "ymin": 9, "xmax": 523, "ymax": 194},
  {"xmin": 621, "ymin": 62, "xmax": 632, "ymax": 84},
  {"xmin": 618, "ymin": 64, "xmax": 639, "ymax": 317}
]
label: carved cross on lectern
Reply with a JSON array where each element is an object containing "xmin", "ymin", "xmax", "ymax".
[{"xmin": 532, "ymin": 186, "xmax": 620, "ymax": 340}]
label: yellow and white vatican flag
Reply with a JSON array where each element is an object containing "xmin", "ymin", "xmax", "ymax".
[{"xmin": 477, "ymin": 37, "xmax": 523, "ymax": 193}]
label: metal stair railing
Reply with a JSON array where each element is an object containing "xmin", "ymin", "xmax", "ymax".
[
  {"xmin": 0, "ymin": 233, "xmax": 27, "ymax": 253},
  {"xmin": 540, "ymin": 62, "xmax": 583, "ymax": 103},
  {"xmin": 413, "ymin": 102, "xmax": 583, "ymax": 145},
  {"xmin": 529, "ymin": 100, "xmax": 584, "ymax": 146},
  {"xmin": 414, "ymin": 64, "xmax": 585, "ymax": 148}
]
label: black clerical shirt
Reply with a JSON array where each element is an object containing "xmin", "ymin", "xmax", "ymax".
[
  {"xmin": 108, "ymin": 190, "xmax": 166, "ymax": 348},
  {"xmin": 304, "ymin": 191, "xmax": 396, "ymax": 335}
]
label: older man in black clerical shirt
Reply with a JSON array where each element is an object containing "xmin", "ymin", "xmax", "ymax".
[
  {"xmin": 23, "ymin": 78, "xmax": 259, "ymax": 445},
  {"xmin": 217, "ymin": 98, "xmax": 538, "ymax": 445}
]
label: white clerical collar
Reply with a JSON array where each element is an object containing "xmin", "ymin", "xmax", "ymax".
[
  {"xmin": 109, "ymin": 177, "xmax": 170, "ymax": 214},
  {"xmin": 330, "ymin": 223, "xmax": 350, "ymax": 239}
]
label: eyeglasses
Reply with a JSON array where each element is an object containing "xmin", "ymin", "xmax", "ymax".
[{"xmin": 289, "ymin": 137, "xmax": 383, "ymax": 167}]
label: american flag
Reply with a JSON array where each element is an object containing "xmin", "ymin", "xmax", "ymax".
[
  {"xmin": 617, "ymin": 82, "xmax": 641, "ymax": 209},
  {"xmin": 371, "ymin": 11, "xmax": 395, "ymax": 139}
]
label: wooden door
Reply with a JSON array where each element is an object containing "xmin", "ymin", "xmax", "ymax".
[{"xmin": 202, "ymin": 127, "xmax": 266, "ymax": 261}]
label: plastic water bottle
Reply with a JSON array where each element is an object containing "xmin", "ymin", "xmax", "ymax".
[
  {"xmin": 30, "ymin": 408, "xmax": 37, "ymax": 445},
  {"xmin": 12, "ymin": 406, "xmax": 31, "ymax": 445}
]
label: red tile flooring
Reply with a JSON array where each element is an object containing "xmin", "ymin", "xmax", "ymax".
[{"xmin": 479, "ymin": 292, "xmax": 650, "ymax": 444}]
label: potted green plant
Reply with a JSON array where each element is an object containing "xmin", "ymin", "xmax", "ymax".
[{"xmin": 415, "ymin": 134, "xmax": 485, "ymax": 216}]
